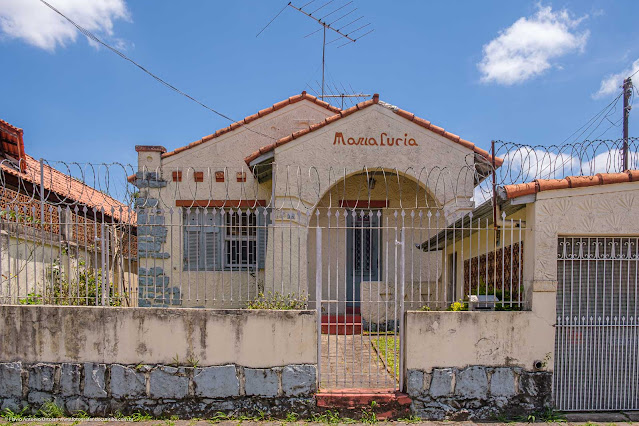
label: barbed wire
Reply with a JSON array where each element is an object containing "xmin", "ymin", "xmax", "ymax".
[{"xmin": 0, "ymin": 138, "xmax": 637, "ymax": 217}]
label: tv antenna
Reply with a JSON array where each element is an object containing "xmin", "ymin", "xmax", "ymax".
[{"xmin": 257, "ymin": 1, "xmax": 374, "ymax": 101}]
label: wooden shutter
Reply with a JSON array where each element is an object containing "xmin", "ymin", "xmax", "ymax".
[{"xmin": 184, "ymin": 210, "xmax": 200, "ymax": 270}]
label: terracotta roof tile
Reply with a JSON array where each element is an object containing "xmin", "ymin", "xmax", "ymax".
[
  {"xmin": 503, "ymin": 182, "xmax": 538, "ymax": 199},
  {"xmin": 162, "ymin": 92, "xmax": 341, "ymax": 159},
  {"xmin": 0, "ymin": 119, "xmax": 26, "ymax": 171},
  {"xmin": 537, "ymin": 178, "xmax": 570, "ymax": 192},
  {"xmin": 598, "ymin": 172, "xmax": 629, "ymax": 185},
  {"xmin": 244, "ymin": 94, "xmax": 503, "ymax": 167},
  {"xmin": 1, "ymin": 154, "xmax": 133, "ymax": 223},
  {"xmin": 567, "ymin": 175, "xmax": 602, "ymax": 188},
  {"xmin": 502, "ymin": 170, "xmax": 639, "ymax": 199}
]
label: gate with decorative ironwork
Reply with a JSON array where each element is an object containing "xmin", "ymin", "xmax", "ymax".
[{"xmin": 554, "ymin": 237, "xmax": 639, "ymax": 411}]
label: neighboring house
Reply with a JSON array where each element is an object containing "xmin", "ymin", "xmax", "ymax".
[
  {"xmin": 428, "ymin": 170, "xmax": 639, "ymax": 310},
  {"xmin": 131, "ymin": 92, "xmax": 500, "ymax": 308},
  {"xmin": 0, "ymin": 118, "xmax": 137, "ymax": 305},
  {"xmin": 428, "ymin": 170, "xmax": 639, "ymax": 411}
]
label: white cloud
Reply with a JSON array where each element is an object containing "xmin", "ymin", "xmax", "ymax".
[
  {"xmin": 593, "ymin": 58, "xmax": 639, "ymax": 98},
  {"xmin": 0, "ymin": 0, "xmax": 129, "ymax": 51},
  {"xmin": 478, "ymin": 5, "xmax": 589, "ymax": 85}
]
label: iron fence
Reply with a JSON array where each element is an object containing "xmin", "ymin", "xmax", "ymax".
[{"xmin": 0, "ymin": 157, "xmax": 530, "ymax": 311}]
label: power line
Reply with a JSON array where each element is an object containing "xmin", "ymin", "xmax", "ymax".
[
  {"xmin": 561, "ymin": 92, "xmax": 623, "ymax": 145},
  {"xmin": 38, "ymin": 0, "xmax": 276, "ymax": 141}
]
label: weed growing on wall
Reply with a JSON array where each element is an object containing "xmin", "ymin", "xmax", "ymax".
[
  {"xmin": 245, "ymin": 291, "xmax": 308, "ymax": 310},
  {"xmin": 38, "ymin": 402, "xmax": 64, "ymax": 418}
]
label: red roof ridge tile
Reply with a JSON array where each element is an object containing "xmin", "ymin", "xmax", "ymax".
[
  {"xmin": 0, "ymin": 118, "xmax": 27, "ymax": 171},
  {"xmin": 161, "ymin": 92, "xmax": 341, "ymax": 159},
  {"xmin": 244, "ymin": 94, "xmax": 503, "ymax": 167},
  {"xmin": 502, "ymin": 170, "xmax": 639, "ymax": 199},
  {"xmin": 0, "ymin": 119, "xmax": 23, "ymax": 135}
]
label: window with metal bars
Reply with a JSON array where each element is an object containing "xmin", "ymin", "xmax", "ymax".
[
  {"xmin": 183, "ymin": 208, "xmax": 267, "ymax": 271},
  {"xmin": 224, "ymin": 210, "xmax": 257, "ymax": 268}
]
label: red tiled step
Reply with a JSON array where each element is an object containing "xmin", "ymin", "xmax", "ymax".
[
  {"xmin": 321, "ymin": 323, "xmax": 362, "ymax": 335},
  {"xmin": 321, "ymin": 314, "xmax": 362, "ymax": 335},
  {"xmin": 321, "ymin": 314, "xmax": 361, "ymax": 323},
  {"xmin": 346, "ymin": 306, "xmax": 361, "ymax": 314},
  {"xmin": 316, "ymin": 388, "xmax": 411, "ymax": 420}
]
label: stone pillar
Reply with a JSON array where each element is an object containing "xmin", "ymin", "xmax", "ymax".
[{"xmin": 133, "ymin": 146, "xmax": 180, "ymax": 307}]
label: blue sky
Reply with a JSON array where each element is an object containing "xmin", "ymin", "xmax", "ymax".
[{"xmin": 0, "ymin": 0, "xmax": 638, "ymax": 167}]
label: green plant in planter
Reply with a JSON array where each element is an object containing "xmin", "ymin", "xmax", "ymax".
[{"xmin": 245, "ymin": 291, "xmax": 308, "ymax": 310}]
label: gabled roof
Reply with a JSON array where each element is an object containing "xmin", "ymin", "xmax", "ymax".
[
  {"xmin": 0, "ymin": 119, "xmax": 133, "ymax": 224},
  {"xmin": 162, "ymin": 92, "xmax": 341, "ymax": 159},
  {"xmin": 501, "ymin": 170, "xmax": 639, "ymax": 199},
  {"xmin": 245, "ymin": 94, "xmax": 503, "ymax": 167},
  {"xmin": 1, "ymin": 154, "xmax": 134, "ymax": 223}
]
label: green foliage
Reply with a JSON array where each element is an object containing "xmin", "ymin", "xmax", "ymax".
[
  {"xmin": 19, "ymin": 292, "xmax": 43, "ymax": 305},
  {"xmin": 360, "ymin": 409, "xmax": 378, "ymax": 424},
  {"xmin": 126, "ymin": 412, "xmax": 154, "ymax": 422},
  {"xmin": 514, "ymin": 408, "xmax": 566, "ymax": 423},
  {"xmin": 208, "ymin": 411, "xmax": 273, "ymax": 424},
  {"xmin": 472, "ymin": 277, "xmax": 523, "ymax": 311},
  {"xmin": 539, "ymin": 408, "xmax": 566, "ymax": 423},
  {"xmin": 0, "ymin": 210, "xmax": 40, "ymax": 224},
  {"xmin": 245, "ymin": 291, "xmax": 308, "ymax": 310},
  {"xmin": 397, "ymin": 414, "xmax": 422, "ymax": 423},
  {"xmin": 418, "ymin": 305, "xmax": 431, "ymax": 311},
  {"xmin": 310, "ymin": 410, "xmax": 355, "ymax": 424},
  {"xmin": 17, "ymin": 258, "xmax": 122, "ymax": 306},
  {"xmin": 1, "ymin": 406, "xmax": 30, "ymax": 420},
  {"xmin": 38, "ymin": 402, "xmax": 64, "ymax": 418},
  {"xmin": 285, "ymin": 412, "xmax": 299, "ymax": 422},
  {"xmin": 447, "ymin": 299, "xmax": 468, "ymax": 311},
  {"xmin": 371, "ymin": 337, "xmax": 399, "ymax": 379},
  {"xmin": 186, "ymin": 355, "xmax": 200, "ymax": 368}
]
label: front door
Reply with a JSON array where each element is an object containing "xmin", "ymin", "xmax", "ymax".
[{"xmin": 346, "ymin": 210, "xmax": 380, "ymax": 312}]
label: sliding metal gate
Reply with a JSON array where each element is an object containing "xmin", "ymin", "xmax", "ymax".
[{"xmin": 555, "ymin": 237, "xmax": 639, "ymax": 411}]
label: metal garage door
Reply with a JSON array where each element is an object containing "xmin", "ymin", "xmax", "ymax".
[{"xmin": 555, "ymin": 237, "xmax": 639, "ymax": 411}]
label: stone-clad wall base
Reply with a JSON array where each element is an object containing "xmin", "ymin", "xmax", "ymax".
[
  {"xmin": 407, "ymin": 366, "xmax": 552, "ymax": 420},
  {"xmin": 0, "ymin": 362, "xmax": 316, "ymax": 418}
]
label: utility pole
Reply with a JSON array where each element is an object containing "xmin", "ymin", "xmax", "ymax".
[{"xmin": 622, "ymin": 77, "xmax": 632, "ymax": 170}]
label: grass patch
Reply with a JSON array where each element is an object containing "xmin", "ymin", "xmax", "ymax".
[{"xmin": 371, "ymin": 336, "xmax": 399, "ymax": 379}]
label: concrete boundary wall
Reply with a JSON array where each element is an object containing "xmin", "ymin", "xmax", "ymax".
[
  {"xmin": 405, "ymin": 310, "xmax": 555, "ymax": 419},
  {"xmin": 0, "ymin": 306, "xmax": 316, "ymax": 367},
  {"xmin": 405, "ymin": 310, "xmax": 554, "ymax": 372}
]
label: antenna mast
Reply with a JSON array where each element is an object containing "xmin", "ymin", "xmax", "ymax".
[
  {"xmin": 287, "ymin": 1, "xmax": 373, "ymax": 100},
  {"xmin": 256, "ymin": 1, "xmax": 374, "ymax": 104}
]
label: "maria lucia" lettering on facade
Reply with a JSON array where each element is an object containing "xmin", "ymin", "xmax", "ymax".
[{"xmin": 333, "ymin": 132, "xmax": 419, "ymax": 147}]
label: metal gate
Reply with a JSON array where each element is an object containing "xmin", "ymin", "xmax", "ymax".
[
  {"xmin": 314, "ymin": 208, "xmax": 405, "ymax": 390},
  {"xmin": 555, "ymin": 237, "xmax": 639, "ymax": 411}
]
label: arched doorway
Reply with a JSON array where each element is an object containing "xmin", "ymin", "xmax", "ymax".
[{"xmin": 307, "ymin": 169, "xmax": 446, "ymax": 390}]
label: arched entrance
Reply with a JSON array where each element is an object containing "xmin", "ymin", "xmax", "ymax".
[{"xmin": 307, "ymin": 169, "xmax": 446, "ymax": 390}]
